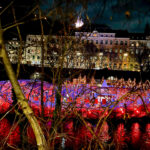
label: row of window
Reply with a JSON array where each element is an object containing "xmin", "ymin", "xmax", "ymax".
[
  {"xmin": 76, "ymin": 32, "xmax": 115, "ymax": 38},
  {"xmin": 28, "ymin": 37, "xmax": 46, "ymax": 42},
  {"xmin": 104, "ymin": 49, "xmax": 123, "ymax": 53},
  {"xmin": 27, "ymin": 49, "xmax": 41, "ymax": 54},
  {"xmin": 32, "ymin": 55, "xmax": 40, "ymax": 60},
  {"xmin": 64, "ymin": 62, "xmax": 139, "ymax": 71},
  {"xmin": 82, "ymin": 39, "xmax": 128, "ymax": 45},
  {"xmin": 9, "ymin": 41, "xmax": 19, "ymax": 45},
  {"xmin": 91, "ymin": 34, "xmax": 115, "ymax": 38},
  {"xmin": 100, "ymin": 63, "xmax": 139, "ymax": 70}
]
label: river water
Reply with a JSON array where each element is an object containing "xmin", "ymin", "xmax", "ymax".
[
  {"xmin": 0, "ymin": 117, "xmax": 150, "ymax": 150},
  {"xmin": 58, "ymin": 118, "xmax": 150, "ymax": 150}
]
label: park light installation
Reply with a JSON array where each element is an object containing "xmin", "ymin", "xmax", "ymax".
[{"xmin": 0, "ymin": 79, "xmax": 150, "ymax": 118}]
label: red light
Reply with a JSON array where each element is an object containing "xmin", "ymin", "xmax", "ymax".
[
  {"xmin": 105, "ymin": 111, "xmax": 108, "ymax": 115},
  {"xmin": 120, "ymin": 108, "xmax": 125, "ymax": 114},
  {"xmin": 88, "ymin": 110, "xmax": 91, "ymax": 114},
  {"xmin": 134, "ymin": 108, "xmax": 140, "ymax": 114}
]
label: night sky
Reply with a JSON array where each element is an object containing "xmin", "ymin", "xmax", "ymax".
[
  {"xmin": 0, "ymin": 0, "xmax": 150, "ymax": 33},
  {"xmin": 41, "ymin": 0, "xmax": 150, "ymax": 33},
  {"xmin": 86, "ymin": 0, "xmax": 150, "ymax": 32}
]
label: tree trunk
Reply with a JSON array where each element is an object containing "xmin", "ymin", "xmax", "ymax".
[
  {"xmin": 0, "ymin": 29, "xmax": 47, "ymax": 150},
  {"xmin": 39, "ymin": 7, "xmax": 45, "ymax": 118}
]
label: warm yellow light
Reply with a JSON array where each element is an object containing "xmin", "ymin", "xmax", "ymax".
[
  {"xmin": 99, "ymin": 52, "xmax": 103, "ymax": 56},
  {"xmin": 124, "ymin": 53, "xmax": 128, "ymax": 57}
]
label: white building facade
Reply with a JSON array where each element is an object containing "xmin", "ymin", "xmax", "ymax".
[{"xmin": 5, "ymin": 31, "xmax": 150, "ymax": 72}]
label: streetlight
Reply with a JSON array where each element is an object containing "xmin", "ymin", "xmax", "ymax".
[
  {"xmin": 75, "ymin": 17, "xmax": 84, "ymax": 28},
  {"xmin": 99, "ymin": 52, "xmax": 103, "ymax": 56},
  {"xmin": 30, "ymin": 72, "xmax": 41, "ymax": 80},
  {"xmin": 123, "ymin": 53, "xmax": 128, "ymax": 57}
]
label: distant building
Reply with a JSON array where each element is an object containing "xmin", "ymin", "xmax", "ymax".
[
  {"xmin": 5, "ymin": 31, "xmax": 150, "ymax": 72},
  {"xmin": 5, "ymin": 38, "xmax": 25, "ymax": 64},
  {"xmin": 129, "ymin": 33, "xmax": 150, "ymax": 72},
  {"xmin": 75, "ymin": 31, "xmax": 130, "ymax": 71},
  {"xmin": 25, "ymin": 35, "xmax": 48, "ymax": 66}
]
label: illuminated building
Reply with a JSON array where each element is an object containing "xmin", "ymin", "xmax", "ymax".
[
  {"xmin": 25, "ymin": 35, "xmax": 48, "ymax": 66},
  {"xmin": 5, "ymin": 38, "xmax": 25, "ymax": 64},
  {"xmin": 129, "ymin": 33, "xmax": 150, "ymax": 72},
  {"xmin": 74, "ymin": 31, "xmax": 130, "ymax": 70},
  {"xmin": 5, "ymin": 31, "xmax": 150, "ymax": 72}
]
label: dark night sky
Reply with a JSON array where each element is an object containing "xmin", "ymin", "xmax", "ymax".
[
  {"xmin": 41, "ymin": 0, "xmax": 150, "ymax": 33},
  {"xmin": 0, "ymin": 0, "xmax": 150, "ymax": 33},
  {"xmin": 86, "ymin": 0, "xmax": 150, "ymax": 32}
]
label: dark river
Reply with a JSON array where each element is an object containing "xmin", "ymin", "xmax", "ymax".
[
  {"xmin": 57, "ymin": 118, "xmax": 150, "ymax": 150},
  {"xmin": 0, "ymin": 117, "xmax": 150, "ymax": 150}
]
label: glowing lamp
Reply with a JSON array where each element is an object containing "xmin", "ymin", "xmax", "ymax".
[
  {"xmin": 75, "ymin": 17, "xmax": 84, "ymax": 28},
  {"xmin": 123, "ymin": 53, "xmax": 128, "ymax": 57},
  {"xmin": 119, "ymin": 108, "xmax": 125, "ymax": 114}
]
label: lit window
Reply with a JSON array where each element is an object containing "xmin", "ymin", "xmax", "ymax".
[
  {"xmin": 109, "ymin": 63, "xmax": 112, "ymax": 68},
  {"xmin": 115, "ymin": 41, "xmax": 118, "ymax": 45},
  {"xmin": 113, "ymin": 63, "xmax": 117, "ymax": 69},
  {"xmin": 104, "ymin": 64, "xmax": 107, "ymax": 68},
  {"xmin": 119, "ymin": 64, "xmax": 122, "ymax": 69},
  {"xmin": 110, "ymin": 40, "xmax": 113, "ymax": 45},
  {"xmin": 130, "ymin": 64, "xmax": 133, "ymax": 69},
  {"xmin": 124, "ymin": 64, "xmax": 127, "ymax": 69},
  {"xmin": 109, "ymin": 49, "xmax": 112, "ymax": 52},
  {"xmin": 136, "ymin": 49, "xmax": 139, "ymax": 54},
  {"xmin": 93, "ymin": 34, "xmax": 97, "ymax": 37},
  {"xmin": 134, "ymin": 64, "xmax": 138, "ymax": 70},
  {"xmin": 120, "ymin": 41, "xmax": 123, "ymax": 45},
  {"xmin": 136, "ymin": 42, "xmax": 139, "ymax": 47},
  {"xmin": 120, "ymin": 49, "xmax": 122, "ymax": 53},
  {"xmin": 115, "ymin": 49, "xmax": 118, "ymax": 53}
]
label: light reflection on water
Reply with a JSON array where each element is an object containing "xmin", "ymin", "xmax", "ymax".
[
  {"xmin": 70, "ymin": 121, "xmax": 150, "ymax": 150},
  {"xmin": 0, "ymin": 118, "xmax": 150, "ymax": 150},
  {"xmin": 142, "ymin": 123, "xmax": 150, "ymax": 150},
  {"xmin": 61, "ymin": 120, "xmax": 150, "ymax": 150}
]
